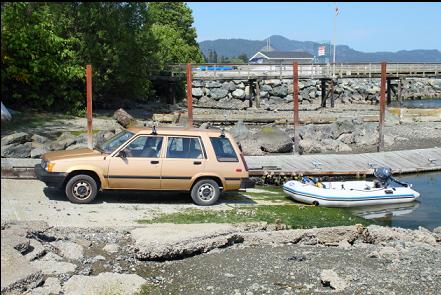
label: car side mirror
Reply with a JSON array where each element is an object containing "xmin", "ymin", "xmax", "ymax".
[{"xmin": 118, "ymin": 150, "xmax": 127, "ymax": 158}]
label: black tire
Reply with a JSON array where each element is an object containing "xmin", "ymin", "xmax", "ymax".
[
  {"xmin": 65, "ymin": 174, "xmax": 98, "ymax": 204},
  {"xmin": 191, "ymin": 179, "xmax": 220, "ymax": 206}
]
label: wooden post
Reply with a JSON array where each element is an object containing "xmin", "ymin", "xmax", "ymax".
[
  {"xmin": 386, "ymin": 78, "xmax": 392, "ymax": 105},
  {"xmin": 378, "ymin": 62, "xmax": 387, "ymax": 152},
  {"xmin": 86, "ymin": 64, "xmax": 93, "ymax": 149},
  {"xmin": 398, "ymin": 78, "xmax": 402, "ymax": 121},
  {"xmin": 186, "ymin": 63, "xmax": 193, "ymax": 127},
  {"xmin": 330, "ymin": 79, "xmax": 335, "ymax": 108},
  {"xmin": 321, "ymin": 79, "xmax": 327, "ymax": 107},
  {"xmin": 248, "ymin": 79, "xmax": 254, "ymax": 108},
  {"xmin": 293, "ymin": 62, "xmax": 300, "ymax": 154},
  {"xmin": 255, "ymin": 79, "xmax": 261, "ymax": 108}
]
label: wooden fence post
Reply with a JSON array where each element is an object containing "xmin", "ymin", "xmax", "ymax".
[
  {"xmin": 86, "ymin": 64, "xmax": 93, "ymax": 149},
  {"xmin": 186, "ymin": 63, "xmax": 193, "ymax": 127},
  {"xmin": 293, "ymin": 62, "xmax": 300, "ymax": 154},
  {"xmin": 378, "ymin": 62, "xmax": 387, "ymax": 152}
]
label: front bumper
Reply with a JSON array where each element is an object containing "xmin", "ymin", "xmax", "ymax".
[{"xmin": 34, "ymin": 164, "xmax": 66, "ymax": 188}]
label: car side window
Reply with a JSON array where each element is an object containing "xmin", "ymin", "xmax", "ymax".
[
  {"xmin": 166, "ymin": 137, "xmax": 203, "ymax": 159},
  {"xmin": 210, "ymin": 137, "xmax": 238, "ymax": 162},
  {"xmin": 123, "ymin": 136, "xmax": 163, "ymax": 158}
]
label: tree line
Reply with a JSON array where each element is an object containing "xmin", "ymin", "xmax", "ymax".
[
  {"xmin": 1, "ymin": 2, "xmax": 204, "ymax": 112},
  {"xmin": 204, "ymin": 49, "xmax": 248, "ymax": 64}
]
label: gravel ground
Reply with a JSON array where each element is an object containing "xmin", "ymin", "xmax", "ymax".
[{"xmin": 150, "ymin": 243, "xmax": 441, "ymax": 295}]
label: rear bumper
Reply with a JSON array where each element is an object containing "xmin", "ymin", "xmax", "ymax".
[
  {"xmin": 35, "ymin": 165, "xmax": 66, "ymax": 188},
  {"xmin": 223, "ymin": 177, "xmax": 247, "ymax": 190}
]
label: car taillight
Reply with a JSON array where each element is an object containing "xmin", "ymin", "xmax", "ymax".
[{"xmin": 240, "ymin": 153, "xmax": 249, "ymax": 171}]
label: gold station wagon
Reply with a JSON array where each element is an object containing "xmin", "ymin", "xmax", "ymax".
[{"xmin": 35, "ymin": 127, "xmax": 249, "ymax": 205}]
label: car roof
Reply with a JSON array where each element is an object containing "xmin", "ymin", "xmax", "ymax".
[{"xmin": 127, "ymin": 126, "xmax": 227, "ymax": 136}]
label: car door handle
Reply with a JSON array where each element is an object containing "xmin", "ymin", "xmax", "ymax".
[
  {"xmin": 193, "ymin": 161, "xmax": 202, "ymax": 165},
  {"xmin": 150, "ymin": 160, "xmax": 159, "ymax": 164}
]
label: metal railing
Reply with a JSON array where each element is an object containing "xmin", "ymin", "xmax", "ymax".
[{"xmin": 165, "ymin": 63, "xmax": 441, "ymax": 80}]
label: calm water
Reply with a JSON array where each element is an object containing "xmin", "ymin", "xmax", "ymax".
[
  {"xmin": 389, "ymin": 98, "xmax": 441, "ymax": 109},
  {"xmin": 350, "ymin": 171, "xmax": 441, "ymax": 230}
]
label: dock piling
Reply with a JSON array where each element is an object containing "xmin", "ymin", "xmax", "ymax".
[
  {"xmin": 293, "ymin": 62, "xmax": 300, "ymax": 154},
  {"xmin": 86, "ymin": 64, "xmax": 93, "ymax": 149},
  {"xmin": 378, "ymin": 62, "xmax": 387, "ymax": 152},
  {"xmin": 186, "ymin": 63, "xmax": 193, "ymax": 127}
]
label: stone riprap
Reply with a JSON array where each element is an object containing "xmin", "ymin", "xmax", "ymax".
[
  {"xmin": 1, "ymin": 220, "xmax": 440, "ymax": 294},
  {"xmin": 190, "ymin": 78, "xmax": 441, "ymax": 109}
]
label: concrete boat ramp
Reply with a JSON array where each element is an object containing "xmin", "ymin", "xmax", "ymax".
[{"xmin": 1, "ymin": 148, "xmax": 440, "ymax": 179}]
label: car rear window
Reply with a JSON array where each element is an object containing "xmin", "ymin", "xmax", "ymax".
[{"xmin": 210, "ymin": 137, "xmax": 238, "ymax": 162}]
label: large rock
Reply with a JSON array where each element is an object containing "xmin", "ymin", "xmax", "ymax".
[
  {"xmin": 254, "ymin": 127, "xmax": 293, "ymax": 153},
  {"xmin": 232, "ymin": 89, "xmax": 246, "ymax": 99},
  {"xmin": 210, "ymin": 88, "xmax": 229, "ymax": 100},
  {"xmin": 1, "ymin": 142, "xmax": 32, "ymax": 158},
  {"xmin": 260, "ymin": 84, "xmax": 272, "ymax": 92},
  {"xmin": 31, "ymin": 145, "xmax": 49, "ymax": 159},
  {"xmin": 1, "ymin": 246, "xmax": 43, "ymax": 294},
  {"xmin": 205, "ymin": 81, "xmax": 222, "ymax": 88},
  {"xmin": 1, "ymin": 132, "xmax": 30, "ymax": 146},
  {"xmin": 271, "ymin": 85, "xmax": 288, "ymax": 97},
  {"xmin": 197, "ymin": 96, "xmax": 216, "ymax": 107},
  {"xmin": 363, "ymin": 225, "xmax": 437, "ymax": 246},
  {"xmin": 192, "ymin": 88, "xmax": 203, "ymax": 98},
  {"xmin": 192, "ymin": 80, "xmax": 204, "ymax": 87},
  {"xmin": 113, "ymin": 108, "xmax": 136, "ymax": 128},
  {"xmin": 26, "ymin": 277, "xmax": 61, "ymax": 295},
  {"xmin": 50, "ymin": 137, "xmax": 76, "ymax": 151},
  {"xmin": 320, "ymin": 269, "xmax": 348, "ymax": 291},
  {"xmin": 229, "ymin": 120, "xmax": 250, "ymax": 142},
  {"xmin": 31, "ymin": 134, "xmax": 48, "ymax": 144},
  {"xmin": 50, "ymin": 240, "xmax": 84, "ymax": 261},
  {"xmin": 63, "ymin": 273, "xmax": 146, "ymax": 295},
  {"xmin": 30, "ymin": 258, "xmax": 77, "ymax": 276},
  {"xmin": 299, "ymin": 138, "xmax": 322, "ymax": 154},
  {"xmin": 131, "ymin": 223, "xmax": 243, "ymax": 260}
]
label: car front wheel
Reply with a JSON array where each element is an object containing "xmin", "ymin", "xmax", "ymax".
[
  {"xmin": 65, "ymin": 174, "xmax": 98, "ymax": 204},
  {"xmin": 191, "ymin": 179, "xmax": 220, "ymax": 206}
]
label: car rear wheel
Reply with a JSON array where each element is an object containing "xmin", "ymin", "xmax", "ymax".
[
  {"xmin": 191, "ymin": 179, "xmax": 220, "ymax": 206},
  {"xmin": 65, "ymin": 174, "xmax": 98, "ymax": 204}
]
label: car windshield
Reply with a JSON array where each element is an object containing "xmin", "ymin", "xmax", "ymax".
[{"xmin": 96, "ymin": 131, "xmax": 134, "ymax": 154}]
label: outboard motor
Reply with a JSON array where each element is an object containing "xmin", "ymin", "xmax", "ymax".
[
  {"xmin": 373, "ymin": 167, "xmax": 409, "ymax": 188},
  {"xmin": 373, "ymin": 167, "xmax": 392, "ymax": 188}
]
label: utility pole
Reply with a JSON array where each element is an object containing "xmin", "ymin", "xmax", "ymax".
[{"xmin": 333, "ymin": 3, "xmax": 339, "ymax": 77}]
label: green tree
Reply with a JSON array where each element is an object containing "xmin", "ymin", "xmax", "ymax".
[
  {"xmin": 1, "ymin": 2, "xmax": 84, "ymax": 109},
  {"xmin": 238, "ymin": 53, "xmax": 249, "ymax": 63},
  {"xmin": 146, "ymin": 2, "xmax": 198, "ymax": 46},
  {"xmin": 145, "ymin": 2, "xmax": 203, "ymax": 66}
]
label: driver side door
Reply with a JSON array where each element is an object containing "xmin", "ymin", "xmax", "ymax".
[{"xmin": 107, "ymin": 135, "xmax": 164, "ymax": 190}]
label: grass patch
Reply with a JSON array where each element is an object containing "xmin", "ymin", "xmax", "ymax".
[{"xmin": 137, "ymin": 205, "xmax": 373, "ymax": 229}]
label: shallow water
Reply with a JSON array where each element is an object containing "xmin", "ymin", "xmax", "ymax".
[
  {"xmin": 350, "ymin": 171, "xmax": 441, "ymax": 230},
  {"xmin": 389, "ymin": 98, "xmax": 441, "ymax": 109}
]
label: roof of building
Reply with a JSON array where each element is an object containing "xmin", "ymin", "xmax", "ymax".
[{"xmin": 260, "ymin": 51, "xmax": 314, "ymax": 59}]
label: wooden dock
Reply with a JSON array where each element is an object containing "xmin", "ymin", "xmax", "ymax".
[
  {"xmin": 1, "ymin": 148, "xmax": 440, "ymax": 180},
  {"xmin": 167, "ymin": 63, "xmax": 441, "ymax": 80},
  {"xmin": 245, "ymin": 148, "xmax": 441, "ymax": 176}
]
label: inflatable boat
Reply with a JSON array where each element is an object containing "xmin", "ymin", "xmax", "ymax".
[{"xmin": 282, "ymin": 167, "xmax": 420, "ymax": 208}]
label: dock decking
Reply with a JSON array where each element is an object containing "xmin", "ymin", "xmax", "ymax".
[
  {"xmin": 245, "ymin": 148, "xmax": 441, "ymax": 176},
  {"xmin": 1, "ymin": 148, "xmax": 440, "ymax": 179}
]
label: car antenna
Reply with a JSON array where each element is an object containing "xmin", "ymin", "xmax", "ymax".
[{"xmin": 220, "ymin": 113, "xmax": 227, "ymax": 138}]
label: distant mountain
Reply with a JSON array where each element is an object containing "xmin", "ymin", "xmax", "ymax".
[{"xmin": 199, "ymin": 35, "xmax": 441, "ymax": 62}]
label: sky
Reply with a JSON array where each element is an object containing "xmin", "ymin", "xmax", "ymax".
[{"xmin": 187, "ymin": 2, "xmax": 441, "ymax": 52}]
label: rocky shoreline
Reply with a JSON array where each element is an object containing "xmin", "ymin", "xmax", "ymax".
[
  {"xmin": 1, "ymin": 220, "xmax": 440, "ymax": 294},
  {"xmin": 191, "ymin": 78, "xmax": 441, "ymax": 110}
]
